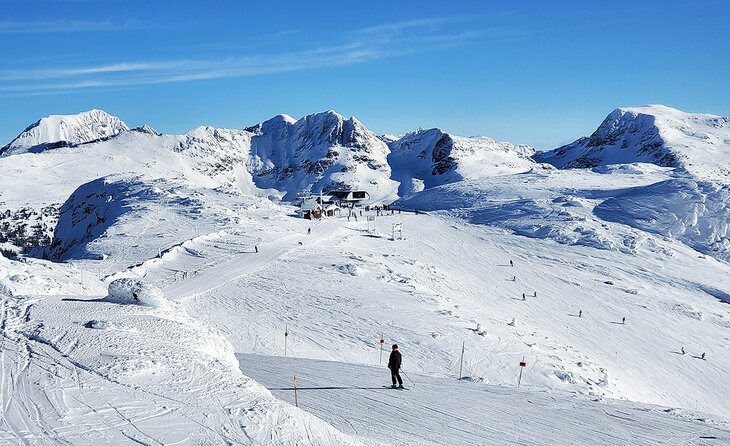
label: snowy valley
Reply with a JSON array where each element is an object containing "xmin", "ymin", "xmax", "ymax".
[{"xmin": 1, "ymin": 105, "xmax": 729, "ymax": 445}]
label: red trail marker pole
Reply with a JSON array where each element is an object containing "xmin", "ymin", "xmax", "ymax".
[{"xmin": 518, "ymin": 356, "xmax": 527, "ymax": 387}]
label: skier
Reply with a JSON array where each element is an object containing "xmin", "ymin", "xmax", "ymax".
[
  {"xmin": 578, "ymin": 310, "xmax": 582, "ymax": 317},
  {"xmin": 533, "ymin": 291, "xmax": 537, "ymax": 297},
  {"xmin": 622, "ymin": 317, "xmax": 625, "ymax": 324},
  {"xmin": 388, "ymin": 344, "xmax": 404, "ymax": 389},
  {"xmin": 307, "ymin": 227, "xmax": 311, "ymax": 235},
  {"xmin": 681, "ymin": 347, "xmax": 685, "ymax": 355},
  {"xmin": 701, "ymin": 352, "xmax": 706, "ymax": 360},
  {"xmin": 255, "ymin": 245, "xmax": 258, "ymax": 253},
  {"xmin": 522, "ymin": 293, "xmax": 526, "ymax": 301},
  {"xmin": 510, "ymin": 260, "xmax": 514, "ymax": 267}
]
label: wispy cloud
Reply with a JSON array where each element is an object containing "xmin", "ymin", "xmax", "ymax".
[
  {"xmin": 0, "ymin": 19, "xmax": 140, "ymax": 33},
  {"xmin": 0, "ymin": 16, "xmax": 524, "ymax": 95}
]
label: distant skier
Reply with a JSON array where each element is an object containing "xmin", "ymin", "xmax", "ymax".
[
  {"xmin": 307, "ymin": 227, "xmax": 311, "ymax": 235},
  {"xmin": 255, "ymin": 245, "xmax": 258, "ymax": 253},
  {"xmin": 388, "ymin": 344, "xmax": 404, "ymax": 389},
  {"xmin": 533, "ymin": 291, "xmax": 537, "ymax": 297},
  {"xmin": 622, "ymin": 317, "xmax": 625, "ymax": 325},
  {"xmin": 522, "ymin": 293, "xmax": 526, "ymax": 301},
  {"xmin": 578, "ymin": 310, "xmax": 582, "ymax": 317},
  {"xmin": 701, "ymin": 352, "xmax": 706, "ymax": 360},
  {"xmin": 681, "ymin": 347, "xmax": 685, "ymax": 355},
  {"xmin": 509, "ymin": 260, "xmax": 514, "ymax": 267}
]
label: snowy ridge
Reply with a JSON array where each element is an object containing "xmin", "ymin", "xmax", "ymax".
[
  {"xmin": 536, "ymin": 105, "xmax": 730, "ymax": 182},
  {"xmin": 387, "ymin": 128, "xmax": 536, "ymax": 196},
  {"xmin": 1, "ymin": 109, "xmax": 129, "ymax": 156}
]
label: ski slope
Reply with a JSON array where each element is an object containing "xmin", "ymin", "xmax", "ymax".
[
  {"xmin": 238, "ymin": 354, "xmax": 730, "ymax": 446},
  {"xmin": 125, "ymin": 203, "xmax": 730, "ymax": 418}
]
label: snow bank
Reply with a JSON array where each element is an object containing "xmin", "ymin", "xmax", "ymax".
[{"xmin": 107, "ymin": 278, "xmax": 169, "ymax": 307}]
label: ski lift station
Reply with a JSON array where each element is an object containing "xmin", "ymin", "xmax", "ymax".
[
  {"xmin": 298, "ymin": 196, "xmax": 340, "ymax": 220},
  {"xmin": 296, "ymin": 190, "xmax": 369, "ymax": 220},
  {"xmin": 328, "ymin": 190, "xmax": 370, "ymax": 207}
]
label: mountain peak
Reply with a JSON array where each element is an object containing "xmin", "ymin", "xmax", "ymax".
[
  {"xmin": 536, "ymin": 105, "xmax": 730, "ymax": 182},
  {"xmin": 2, "ymin": 109, "xmax": 128, "ymax": 157}
]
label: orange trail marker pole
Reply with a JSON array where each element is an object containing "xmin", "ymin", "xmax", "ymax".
[
  {"xmin": 518, "ymin": 356, "xmax": 527, "ymax": 387},
  {"xmin": 379, "ymin": 335, "xmax": 385, "ymax": 364}
]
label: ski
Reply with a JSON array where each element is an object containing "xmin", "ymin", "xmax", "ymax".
[{"xmin": 383, "ymin": 385, "xmax": 409, "ymax": 390}]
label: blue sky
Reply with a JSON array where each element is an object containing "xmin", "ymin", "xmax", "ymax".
[{"xmin": 1, "ymin": 0, "xmax": 729, "ymax": 149}]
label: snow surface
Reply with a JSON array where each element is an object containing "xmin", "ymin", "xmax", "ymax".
[
  {"xmin": 0, "ymin": 256, "xmax": 375, "ymax": 445},
  {"xmin": 239, "ymin": 354, "xmax": 730, "ymax": 446}
]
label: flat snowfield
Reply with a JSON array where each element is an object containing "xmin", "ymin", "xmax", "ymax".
[{"xmin": 238, "ymin": 354, "xmax": 730, "ymax": 446}]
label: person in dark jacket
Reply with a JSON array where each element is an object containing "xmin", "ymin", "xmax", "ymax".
[{"xmin": 388, "ymin": 344, "xmax": 403, "ymax": 388}]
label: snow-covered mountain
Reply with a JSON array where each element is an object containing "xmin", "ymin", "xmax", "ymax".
[
  {"xmin": 3, "ymin": 105, "xmax": 730, "ymax": 444},
  {"xmin": 535, "ymin": 105, "xmax": 730, "ymax": 182},
  {"xmin": 532, "ymin": 105, "xmax": 730, "ymax": 262},
  {"xmin": 387, "ymin": 128, "xmax": 536, "ymax": 196},
  {"xmin": 2, "ymin": 108, "xmax": 539, "ymax": 214},
  {"xmin": 245, "ymin": 110, "xmax": 399, "ymax": 201},
  {"xmin": 0, "ymin": 109, "xmax": 129, "ymax": 156}
]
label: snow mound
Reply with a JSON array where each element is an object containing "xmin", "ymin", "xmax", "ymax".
[
  {"xmin": 536, "ymin": 105, "xmax": 730, "ymax": 183},
  {"xmin": 107, "ymin": 278, "xmax": 168, "ymax": 307},
  {"xmin": 1, "ymin": 109, "xmax": 129, "ymax": 156}
]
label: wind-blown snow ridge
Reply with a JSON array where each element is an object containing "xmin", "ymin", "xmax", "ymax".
[{"xmin": 1, "ymin": 109, "xmax": 129, "ymax": 156}]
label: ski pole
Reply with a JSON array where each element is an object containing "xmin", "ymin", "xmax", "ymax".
[{"xmin": 401, "ymin": 370, "xmax": 416, "ymax": 387}]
